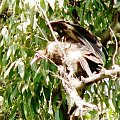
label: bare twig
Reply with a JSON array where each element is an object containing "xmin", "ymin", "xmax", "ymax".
[
  {"xmin": 85, "ymin": 66, "xmax": 119, "ymax": 84},
  {"xmin": 53, "ymin": 65, "xmax": 120, "ymax": 91},
  {"xmin": 109, "ymin": 26, "xmax": 118, "ymax": 66},
  {"xmin": 36, "ymin": 24, "xmax": 49, "ymax": 42}
]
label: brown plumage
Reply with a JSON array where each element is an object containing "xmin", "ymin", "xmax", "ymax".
[
  {"xmin": 49, "ymin": 20, "xmax": 104, "ymax": 60},
  {"xmin": 32, "ymin": 20, "xmax": 104, "ymax": 78}
]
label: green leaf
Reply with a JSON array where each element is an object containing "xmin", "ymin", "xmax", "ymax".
[
  {"xmin": 0, "ymin": 0, "xmax": 7, "ymax": 13},
  {"xmin": 4, "ymin": 62, "xmax": 15, "ymax": 79},
  {"xmin": 40, "ymin": 0, "xmax": 46, "ymax": 10},
  {"xmin": 18, "ymin": 60, "xmax": 25, "ymax": 79},
  {"xmin": 21, "ymin": 49, "xmax": 27, "ymax": 58},
  {"xmin": 58, "ymin": 0, "xmax": 64, "ymax": 9},
  {"xmin": 12, "ymin": 44, "xmax": 18, "ymax": 55},
  {"xmin": 9, "ymin": 96, "xmax": 21, "ymax": 120},
  {"xmin": 55, "ymin": 109, "xmax": 60, "ymax": 120},
  {"xmin": 85, "ymin": 0, "xmax": 90, "ymax": 9},
  {"xmin": 7, "ymin": 46, "xmax": 12, "ymax": 60},
  {"xmin": 109, "ymin": 99, "xmax": 115, "ymax": 112},
  {"xmin": 46, "ymin": 0, "xmax": 55, "ymax": 10},
  {"xmin": 14, "ymin": 0, "xmax": 20, "ymax": 15}
]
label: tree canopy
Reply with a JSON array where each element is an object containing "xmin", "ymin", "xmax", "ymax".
[{"xmin": 0, "ymin": 0, "xmax": 120, "ymax": 119}]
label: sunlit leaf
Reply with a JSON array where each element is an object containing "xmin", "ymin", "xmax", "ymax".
[
  {"xmin": 84, "ymin": 113, "xmax": 91, "ymax": 119},
  {"xmin": 40, "ymin": 0, "xmax": 46, "ymax": 10},
  {"xmin": 0, "ymin": 0, "xmax": 7, "ymax": 13},
  {"xmin": 18, "ymin": 60, "xmax": 25, "ymax": 79},
  {"xmin": 55, "ymin": 109, "xmax": 60, "ymax": 120},
  {"xmin": 1, "ymin": 27, "xmax": 9, "ymax": 40},
  {"xmin": 46, "ymin": 0, "xmax": 55, "ymax": 10},
  {"xmin": 109, "ymin": 99, "xmax": 115, "ymax": 112},
  {"xmin": 4, "ymin": 62, "xmax": 15, "ymax": 79},
  {"xmin": 57, "ymin": 0, "xmax": 64, "ymax": 9},
  {"xmin": 7, "ymin": 46, "xmax": 12, "ymax": 60},
  {"xmin": 113, "ymin": 1, "xmax": 120, "ymax": 9},
  {"xmin": 0, "ymin": 96, "xmax": 4, "ymax": 106}
]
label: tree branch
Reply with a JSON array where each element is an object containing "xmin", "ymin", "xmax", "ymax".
[
  {"xmin": 58, "ymin": 69, "xmax": 97, "ymax": 118},
  {"xmin": 69, "ymin": 65, "xmax": 120, "ymax": 90},
  {"xmin": 56, "ymin": 65, "xmax": 120, "ymax": 118}
]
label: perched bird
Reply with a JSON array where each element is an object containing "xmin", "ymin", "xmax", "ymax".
[
  {"xmin": 31, "ymin": 20, "xmax": 104, "ymax": 78},
  {"xmin": 31, "ymin": 21, "xmax": 105, "ymax": 119}
]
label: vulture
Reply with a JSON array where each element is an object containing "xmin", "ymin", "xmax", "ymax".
[{"xmin": 31, "ymin": 20, "xmax": 105, "ymax": 78}]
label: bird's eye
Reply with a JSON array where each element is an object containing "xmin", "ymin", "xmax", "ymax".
[{"xmin": 35, "ymin": 53, "xmax": 39, "ymax": 58}]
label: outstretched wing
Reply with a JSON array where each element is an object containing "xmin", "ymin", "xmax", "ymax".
[
  {"xmin": 50, "ymin": 20, "xmax": 104, "ymax": 63},
  {"xmin": 50, "ymin": 20, "xmax": 101, "ymax": 46}
]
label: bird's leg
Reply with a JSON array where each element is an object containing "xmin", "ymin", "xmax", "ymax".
[
  {"xmin": 81, "ymin": 76, "xmax": 86, "ymax": 84},
  {"xmin": 58, "ymin": 62, "xmax": 73, "ymax": 80},
  {"xmin": 58, "ymin": 65, "xmax": 65, "ymax": 77},
  {"xmin": 66, "ymin": 65, "xmax": 74, "ymax": 80},
  {"xmin": 61, "ymin": 42, "xmax": 73, "ymax": 78},
  {"xmin": 62, "ymin": 54, "xmax": 74, "ymax": 80}
]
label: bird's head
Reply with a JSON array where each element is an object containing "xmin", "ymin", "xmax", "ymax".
[{"xmin": 31, "ymin": 50, "xmax": 46, "ymax": 64}]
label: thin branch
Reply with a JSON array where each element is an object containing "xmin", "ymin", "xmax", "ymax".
[
  {"xmin": 35, "ymin": 2, "xmax": 66, "ymax": 58},
  {"xmin": 53, "ymin": 65, "xmax": 120, "ymax": 90},
  {"xmin": 85, "ymin": 65, "xmax": 120, "ymax": 84},
  {"xmin": 73, "ymin": 65, "xmax": 120, "ymax": 89},
  {"xmin": 36, "ymin": 24, "xmax": 49, "ymax": 42},
  {"xmin": 109, "ymin": 26, "xmax": 118, "ymax": 66}
]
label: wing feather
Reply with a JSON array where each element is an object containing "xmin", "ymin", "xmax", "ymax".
[{"xmin": 78, "ymin": 57, "xmax": 92, "ymax": 77}]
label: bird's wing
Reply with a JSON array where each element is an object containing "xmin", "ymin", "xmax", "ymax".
[
  {"xmin": 80, "ymin": 48, "xmax": 103, "ymax": 65},
  {"xmin": 50, "ymin": 20, "xmax": 103, "ymax": 59},
  {"xmin": 78, "ymin": 56, "xmax": 92, "ymax": 77},
  {"xmin": 50, "ymin": 20, "xmax": 102, "ymax": 47},
  {"xmin": 66, "ymin": 48, "xmax": 93, "ymax": 77}
]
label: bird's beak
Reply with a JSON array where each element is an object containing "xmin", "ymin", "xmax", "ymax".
[{"xmin": 31, "ymin": 57, "xmax": 38, "ymax": 65}]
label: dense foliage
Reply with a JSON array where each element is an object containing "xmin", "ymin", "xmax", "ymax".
[{"xmin": 0, "ymin": 0, "xmax": 120, "ymax": 119}]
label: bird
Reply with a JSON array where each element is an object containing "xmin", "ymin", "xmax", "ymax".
[
  {"xmin": 50, "ymin": 20, "xmax": 105, "ymax": 75},
  {"xmin": 31, "ymin": 21, "xmax": 105, "ymax": 119},
  {"xmin": 31, "ymin": 20, "xmax": 105, "ymax": 78}
]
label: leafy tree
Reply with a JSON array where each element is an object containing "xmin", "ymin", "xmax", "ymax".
[{"xmin": 0, "ymin": 0, "xmax": 120, "ymax": 119}]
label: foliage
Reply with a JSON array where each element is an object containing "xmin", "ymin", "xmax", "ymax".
[{"xmin": 0, "ymin": 0, "xmax": 120, "ymax": 119}]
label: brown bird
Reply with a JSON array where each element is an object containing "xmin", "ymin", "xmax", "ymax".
[{"xmin": 31, "ymin": 20, "xmax": 104, "ymax": 78}]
